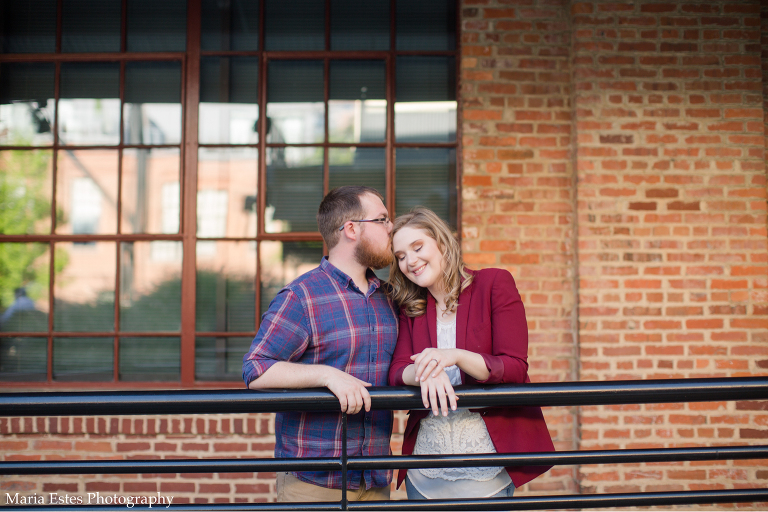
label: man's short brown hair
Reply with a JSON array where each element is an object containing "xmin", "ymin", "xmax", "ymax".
[{"xmin": 317, "ymin": 186, "xmax": 384, "ymax": 249}]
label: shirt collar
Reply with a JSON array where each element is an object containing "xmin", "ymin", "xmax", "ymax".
[{"xmin": 320, "ymin": 257, "xmax": 381, "ymax": 294}]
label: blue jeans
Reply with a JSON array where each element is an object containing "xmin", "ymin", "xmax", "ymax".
[{"xmin": 405, "ymin": 475, "xmax": 515, "ymax": 500}]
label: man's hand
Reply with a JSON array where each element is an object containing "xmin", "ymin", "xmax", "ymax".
[{"xmin": 323, "ymin": 367, "xmax": 372, "ymax": 415}]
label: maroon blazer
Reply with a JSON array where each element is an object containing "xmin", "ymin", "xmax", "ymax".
[{"xmin": 388, "ymin": 268, "xmax": 555, "ymax": 489}]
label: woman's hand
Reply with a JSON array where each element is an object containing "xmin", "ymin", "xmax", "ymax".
[
  {"xmin": 420, "ymin": 370, "xmax": 458, "ymax": 416},
  {"xmin": 411, "ymin": 348, "xmax": 460, "ymax": 382}
]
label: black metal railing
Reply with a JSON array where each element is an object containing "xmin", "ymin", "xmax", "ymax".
[{"xmin": 2, "ymin": 377, "xmax": 768, "ymax": 510}]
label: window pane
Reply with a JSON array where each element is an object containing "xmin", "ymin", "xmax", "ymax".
[
  {"xmin": 119, "ymin": 336, "xmax": 179, "ymax": 381},
  {"xmin": 396, "ymin": 0, "xmax": 455, "ymax": 51},
  {"xmin": 198, "ymin": 147, "xmax": 258, "ymax": 238},
  {"xmin": 264, "ymin": 0, "xmax": 324, "ymax": 51},
  {"xmin": 201, "ymin": 0, "xmax": 259, "ymax": 51},
  {"xmin": 265, "ymin": 147, "xmax": 323, "ymax": 233},
  {"xmin": 59, "ymin": 62, "xmax": 121, "ymax": 146},
  {"xmin": 267, "ymin": 61, "xmax": 324, "ymax": 144},
  {"xmin": 0, "ymin": 337, "xmax": 47, "ymax": 381},
  {"xmin": 56, "ymin": 150, "xmax": 118, "ymax": 235},
  {"xmin": 329, "ymin": 147, "xmax": 385, "ymax": 198},
  {"xmin": 124, "ymin": 61, "xmax": 182, "ymax": 145},
  {"xmin": 330, "ymin": 0, "xmax": 389, "ymax": 51},
  {"xmin": 329, "ymin": 60, "xmax": 386, "ymax": 143},
  {"xmin": 121, "ymin": 148, "xmax": 181, "ymax": 234},
  {"xmin": 395, "ymin": 148, "xmax": 456, "ymax": 228},
  {"xmin": 196, "ymin": 241, "xmax": 256, "ymax": 332},
  {"xmin": 196, "ymin": 336, "xmax": 251, "ymax": 381},
  {"xmin": 54, "ymin": 242, "xmax": 116, "ymax": 332},
  {"xmin": 127, "ymin": 0, "xmax": 187, "ymax": 52},
  {"xmin": 0, "ymin": 150, "xmax": 53, "ymax": 234},
  {"xmin": 0, "ymin": 243, "xmax": 50, "ymax": 332},
  {"xmin": 199, "ymin": 57, "xmax": 259, "ymax": 145},
  {"xmin": 53, "ymin": 337, "xmax": 113, "ymax": 381},
  {"xmin": 62, "ymin": 0, "xmax": 121, "ymax": 53},
  {"xmin": 259, "ymin": 241, "xmax": 323, "ymax": 315},
  {"xmin": 0, "ymin": 0, "xmax": 57, "ymax": 53},
  {"xmin": 120, "ymin": 241, "xmax": 182, "ymax": 332},
  {"xmin": 395, "ymin": 56, "xmax": 456, "ymax": 143},
  {"xmin": 0, "ymin": 63, "xmax": 55, "ymax": 146}
]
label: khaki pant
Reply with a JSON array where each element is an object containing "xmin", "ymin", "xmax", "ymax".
[{"xmin": 276, "ymin": 472, "xmax": 391, "ymax": 503}]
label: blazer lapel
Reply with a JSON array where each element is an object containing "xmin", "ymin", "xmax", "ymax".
[
  {"xmin": 426, "ymin": 293, "xmax": 438, "ymax": 348},
  {"xmin": 456, "ymin": 279, "xmax": 472, "ymax": 353}
]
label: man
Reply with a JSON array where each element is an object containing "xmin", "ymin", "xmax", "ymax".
[{"xmin": 243, "ymin": 186, "xmax": 398, "ymax": 502}]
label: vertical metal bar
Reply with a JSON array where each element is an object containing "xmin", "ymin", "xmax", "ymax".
[
  {"xmin": 341, "ymin": 411, "xmax": 348, "ymax": 510},
  {"xmin": 454, "ymin": 0, "xmax": 462, "ymax": 236},
  {"xmin": 181, "ymin": 0, "xmax": 203, "ymax": 386}
]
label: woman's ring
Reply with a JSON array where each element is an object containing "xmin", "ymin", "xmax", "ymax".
[{"xmin": 431, "ymin": 359, "xmax": 438, "ymax": 364}]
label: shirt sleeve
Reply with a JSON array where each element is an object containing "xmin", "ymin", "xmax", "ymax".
[
  {"xmin": 388, "ymin": 310, "xmax": 414, "ymax": 387},
  {"xmin": 242, "ymin": 288, "xmax": 311, "ymax": 387}
]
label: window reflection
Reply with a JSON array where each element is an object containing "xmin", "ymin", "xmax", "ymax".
[
  {"xmin": 123, "ymin": 62, "xmax": 182, "ymax": 145},
  {"xmin": 120, "ymin": 241, "xmax": 182, "ymax": 332},
  {"xmin": 0, "ymin": 63, "xmax": 55, "ymax": 146},
  {"xmin": 56, "ymin": 150, "xmax": 118, "ymax": 235},
  {"xmin": 395, "ymin": 56, "xmax": 456, "ymax": 143},
  {"xmin": 53, "ymin": 337, "xmax": 113, "ymax": 381},
  {"xmin": 61, "ymin": 0, "xmax": 122, "ymax": 53},
  {"xmin": 329, "ymin": 60, "xmax": 386, "ymax": 143},
  {"xmin": 329, "ymin": 147, "xmax": 385, "ymax": 196},
  {"xmin": 0, "ymin": 0, "xmax": 57, "ymax": 54},
  {"xmin": 396, "ymin": 0, "xmax": 456, "ymax": 51},
  {"xmin": 121, "ymin": 148, "xmax": 181, "ymax": 234},
  {"xmin": 265, "ymin": 147, "xmax": 323, "ymax": 233},
  {"xmin": 396, "ymin": 147, "xmax": 456, "ymax": 228},
  {"xmin": 0, "ymin": 337, "xmax": 47, "ymax": 381},
  {"xmin": 264, "ymin": 0, "xmax": 324, "ymax": 51},
  {"xmin": 119, "ymin": 336, "xmax": 180, "ymax": 381},
  {"xmin": 266, "ymin": 61, "xmax": 324, "ymax": 144},
  {"xmin": 259, "ymin": 241, "xmax": 323, "ymax": 315},
  {"xmin": 196, "ymin": 336, "xmax": 251, "ymax": 381},
  {"xmin": 198, "ymin": 147, "xmax": 258, "ymax": 239},
  {"xmin": 0, "ymin": 150, "xmax": 53, "ymax": 235},
  {"xmin": 199, "ymin": 57, "xmax": 259, "ymax": 144},
  {"xmin": 126, "ymin": 0, "xmax": 187, "ymax": 52},
  {"xmin": 196, "ymin": 241, "xmax": 256, "ymax": 333},
  {"xmin": 54, "ymin": 241, "xmax": 116, "ymax": 332},
  {"xmin": 330, "ymin": 0, "xmax": 389, "ymax": 51},
  {"xmin": 201, "ymin": 0, "xmax": 259, "ymax": 51},
  {"xmin": 0, "ymin": 243, "xmax": 50, "ymax": 333},
  {"xmin": 59, "ymin": 62, "xmax": 121, "ymax": 146}
]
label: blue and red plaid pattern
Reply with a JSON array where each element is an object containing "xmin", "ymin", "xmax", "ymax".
[{"xmin": 243, "ymin": 257, "xmax": 398, "ymax": 490}]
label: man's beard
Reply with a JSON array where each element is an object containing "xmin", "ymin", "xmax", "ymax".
[{"xmin": 354, "ymin": 234, "xmax": 393, "ymax": 270}]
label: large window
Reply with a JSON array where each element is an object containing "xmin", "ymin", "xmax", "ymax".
[{"xmin": 0, "ymin": 0, "xmax": 459, "ymax": 386}]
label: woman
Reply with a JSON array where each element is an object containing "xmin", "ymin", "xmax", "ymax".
[{"xmin": 387, "ymin": 207, "xmax": 554, "ymax": 500}]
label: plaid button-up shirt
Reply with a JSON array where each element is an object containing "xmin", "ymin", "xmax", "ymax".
[{"xmin": 243, "ymin": 258, "xmax": 398, "ymax": 490}]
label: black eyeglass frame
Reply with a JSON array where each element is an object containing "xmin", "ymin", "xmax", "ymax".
[{"xmin": 338, "ymin": 217, "xmax": 391, "ymax": 231}]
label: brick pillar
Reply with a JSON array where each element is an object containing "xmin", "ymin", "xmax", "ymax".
[
  {"xmin": 573, "ymin": 0, "xmax": 767, "ymax": 494},
  {"xmin": 460, "ymin": 0, "xmax": 579, "ymax": 495}
]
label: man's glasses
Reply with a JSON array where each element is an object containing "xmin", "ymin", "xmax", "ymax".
[{"xmin": 338, "ymin": 217, "xmax": 391, "ymax": 231}]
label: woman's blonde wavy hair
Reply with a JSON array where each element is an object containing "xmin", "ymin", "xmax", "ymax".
[{"xmin": 388, "ymin": 207, "xmax": 473, "ymax": 318}]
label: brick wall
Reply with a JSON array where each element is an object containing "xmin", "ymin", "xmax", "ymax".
[
  {"xmin": 571, "ymin": 0, "xmax": 767, "ymax": 495},
  {"xmin": 460, "ymin": 0, "xmax": 580, "ymax": 496},
  {"xmin": 3, "ymin": 0, "xmax": 768, "ymax": 506}
]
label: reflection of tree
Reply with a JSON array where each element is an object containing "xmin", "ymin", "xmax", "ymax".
[{"xmin": 0, "ymin": 150, "xmax": 67, "ymax": 312}]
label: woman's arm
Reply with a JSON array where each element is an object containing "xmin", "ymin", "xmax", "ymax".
[
  {"xmin": 409, "ymin": 348, "xmax": 490, "ymax": 382},
  {"xmin": 475, "ymin": 269, "xmax": 530, "ymax": 384}
]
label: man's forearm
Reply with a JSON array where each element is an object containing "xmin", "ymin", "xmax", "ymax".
[{"xmin": 247, "ymin": 361, "xmax": 332, "ymax": 390}]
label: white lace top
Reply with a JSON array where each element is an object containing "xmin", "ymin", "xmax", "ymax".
[{"xmin": 408, "ymin": 314, "xmax": 512, "ymax": 499}]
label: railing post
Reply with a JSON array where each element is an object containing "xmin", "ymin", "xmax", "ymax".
[{"xmin": 341, "ymin": 412, "xmax": 347, "ymax": 510}]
